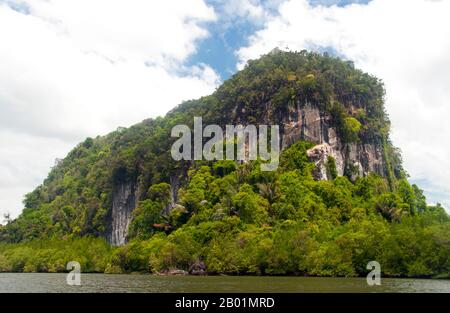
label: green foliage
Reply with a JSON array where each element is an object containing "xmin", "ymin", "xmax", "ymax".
[
  {"xmin": 355, "ymin": 173, "xmax": 389, "ymax": 201},
  {"xmin": 128, "ymin": 183, "xmax": 172, "ymax": 239},
  {"xmin": 279, "ymin": 141, "xmax": 314, "ymax": 175},
  {"xmin": 147, "ymin": 183, "xmax": 171, "ymax": 206},
  {"xmin": 128, "ymin": 200, "xmax": 164, "ymax": 239},
  {"xmin": 344, "ymin": 117, "xmax": 362, "ymax": 142},
  {"xmin": 0, "ymin": 237, "xmax": 112, "ymax": 273},
  {"xmin": 104, "ymin": 145, "xmax": 447, "ymax": 278},
  {"xmin": 326, "ymin": 156, "xmax": 338, "ymax": 180},
  {"xmin": 179, "ymin": 166, "xmax": 213, "ymax": 213},
  {"xmin": 232, "ymin": 184, "xmax": 269, "ymax": 225},
  {"xmin": 272, "ymin": 171, "xmax": 325, "ymax": 221},
  {"xmin": 330, "ymin": 102, "xmax": 362, "ymax": 143},
  {"xmin": 213, "ymin": 160, "xmax": 237, "ymax": 177},
  {"xmin": 0, "ymin": 50, "xmax": 448, "ymax": 279},
  {"xmin": 374, "ymin": 193, "xmax": 409, "ymax": 222}
]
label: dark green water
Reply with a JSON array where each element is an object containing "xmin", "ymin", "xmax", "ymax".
[{"xmin": 0, "ymin": 273, "xmax": 448, "ymax": 293}]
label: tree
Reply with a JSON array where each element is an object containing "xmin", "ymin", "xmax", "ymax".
[
  {"xmin": 257, "ymin": 182, "xmax": 279, "ymax": 205},
  {"xmin": 128, "ymin": 200, "xmax": 164, "ymax": 239},
  {"xmin": 375, "ymin": 193, "xmax": 409, "ymax": 222},
  {"xmin": 232, "ymin": 184, "xmax": 269, "ymax": 225},
  {"xmin": 396, "ymin": 179, "xmax": 417, "ymax": 215},
  {"xmin": 180, "ymin": 166, "xmax": 213, "ymax": 213},
  {"xmin": 213, "ymin": 160, "xmax": 236, "ymax": 177},
  {"xmin": 343, "ymin": 117, "xmax": 361, "ymax": 142},
  {"xmin": 148, "ymin": 183, "xmax": 171, "ymax": 207},
  {"xmin": 2, "ymin": 213, "xmax": 11, "ymax": 225},
  {"xmin": 272, "ymin": 171, "xmax": 325, "ymax": 221},
  {"xmin": 412, "ymin": 184, "xmax": 427, "ymax": 213},
  {"xmin": 326, "ymin": 156, "xmax": 338, "ymax": 180},
  {"xmin": 279, "ymin": 141, "xmax": 314, "ymax": 176}
]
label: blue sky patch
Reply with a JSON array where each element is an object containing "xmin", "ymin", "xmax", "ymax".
[{"xmin": 187, "ymin": 0, "xmax": 372, "ymax": 80}]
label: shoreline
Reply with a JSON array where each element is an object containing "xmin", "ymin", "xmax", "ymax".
[{"xmin": 1, "ymin": 272, "xmax": 448, "ymax": 280}]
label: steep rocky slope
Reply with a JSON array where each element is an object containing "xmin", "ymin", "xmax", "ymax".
[{"xmin": 1, "ymin": 50, "xmax": 403, "ymax": 245}]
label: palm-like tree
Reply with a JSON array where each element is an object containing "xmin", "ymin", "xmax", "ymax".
[{"xmin": 257, "ymin": 182, "xmax": 279, "ymax": 204}]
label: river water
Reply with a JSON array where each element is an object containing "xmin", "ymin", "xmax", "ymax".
[{"xmin": 0, "ymin": 273, "xmax": 448, "ymax": 293}]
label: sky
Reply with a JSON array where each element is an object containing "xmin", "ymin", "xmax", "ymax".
[{"xmin": 0, "ymin": 0, "xmax": 449, "ymax": 220}]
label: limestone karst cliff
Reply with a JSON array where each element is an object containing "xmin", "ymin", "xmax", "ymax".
[{"xmin": 0, "ymin": 50, "xmax": 404, "ymax": 246}]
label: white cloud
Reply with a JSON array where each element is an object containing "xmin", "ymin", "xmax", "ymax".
[
  {"xmin": 209, "ymin": 0, "xmax": 284, "ymax": 27},
  {"xmin": 0, "ymin": 131, "xmax": 73, "ymax": 221},
  {"xmin": 237, "ymin": 0, "xmax": 450, "ymax": 211},
  {"xmin": 222, "ymin": 0, "xmax": 266, "ymax": 22},
  {"xmin": 0, "ymin": 0, "xmax": 220, "ymax": 219}
]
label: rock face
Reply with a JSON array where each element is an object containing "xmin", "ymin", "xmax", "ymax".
[
  {"xmin": 108, "ymin": 181, "xmax": 136, "ymax": 246},
  {"xmin": 107, "ymin": 174, "xmax": 181, "ymax": 245},
  {"xmin": 166, "ymin": 173, "xmax": 182, "ymax": 215},
  {"xmin": 306, "ymin": 143, "xmax": 336, "ymax": 180},
  {"xmin": 106, "ymin": 102, "xmax": 386, "ymax": 245},
  {"xmin": 282, "ymin": 102, "xmax": 385, "ymax": 181}
]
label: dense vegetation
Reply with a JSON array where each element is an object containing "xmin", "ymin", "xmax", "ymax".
[
  {"xmin": 0, "ymin": 50, "xmax": 448, "ymax": 278},
  {"xmin": 1, "ymin": 143, "xmax": 448, "ymax": 277}
]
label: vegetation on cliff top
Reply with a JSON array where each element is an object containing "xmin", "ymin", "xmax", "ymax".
[{"xmin": 0, "ymin": 50, "xmax": 448, "ymax": 278}]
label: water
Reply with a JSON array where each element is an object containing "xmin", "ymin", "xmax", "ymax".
[{"xmin": 0, "ymin": 273, "xmax": 448, "ymax": 293}]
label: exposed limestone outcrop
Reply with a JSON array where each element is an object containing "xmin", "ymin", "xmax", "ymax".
[
  {"xmin": 307, "ymin": 143, "xmax": 334, "ymax": 180},
  {"xmin": 108, "ymin": 181, "xmax": 137, "ymax": 246},
  {"xmin": 107, "ymin": 174, "xmax": 183, "ymax": 245},
  {"xmin": 282, "ymin": 102, "xmax": 385, "ymax": 181}
]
